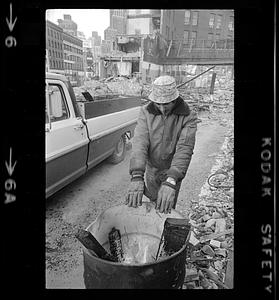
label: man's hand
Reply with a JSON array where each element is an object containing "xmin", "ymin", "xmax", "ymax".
[
  {"xmin": 156, "ymin": 183, "xmax": 176, "ymax": 214},
  {"xmin": 125, "ymin": 179, "xmax": 144, "ymax": 208}
]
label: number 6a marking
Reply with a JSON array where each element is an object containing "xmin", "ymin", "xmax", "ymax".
[{"xmin": 5, "ymin": 36, "xmax": 17, "ymax": 48}]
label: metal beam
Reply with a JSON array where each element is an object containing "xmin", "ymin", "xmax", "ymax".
[{"xmin": 177, "ymin": 66, "xmax": 216, "ymax": 88}]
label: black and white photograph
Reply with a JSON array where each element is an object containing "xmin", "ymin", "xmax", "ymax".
[
  {"xmin": 1, "ymin": 1, "xmax": 275, "ymax": 296},
  {"xmin": 45, "ymin": 9, "xmax": 235, "ymax": 289}
]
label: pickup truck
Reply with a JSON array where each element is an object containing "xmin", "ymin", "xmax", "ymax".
[{"xmin": 45, "ymin": 72, "xmax": 142, "ymax": 198}]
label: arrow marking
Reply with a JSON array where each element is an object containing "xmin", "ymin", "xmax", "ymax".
[
  {"xmin": 5, "ymin": 147, "xmax": 17, "ymax": 176},
  {"xmin": 6, "ymin": 3, "xmax": 17, "ymax": 32}
]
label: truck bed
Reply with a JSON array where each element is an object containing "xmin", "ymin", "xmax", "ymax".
[{"xmin": 77, "ymin": 96, "xmax": 144, "ymax": 119}]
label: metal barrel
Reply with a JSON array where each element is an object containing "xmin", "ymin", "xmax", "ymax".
[
  {"xmin": 82, "ymin": 200, "xmax": 190, "ymax": 289},
  {"xmin": 83, "ymin": 243, "xmax": 187, "ymax": 289}
]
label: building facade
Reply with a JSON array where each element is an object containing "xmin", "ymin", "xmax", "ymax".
[
  {"xmin": 91, "ymin": 31, "xmax": 102, "ymax": 46},
  {"xmin": 110, "ymin": 9, "xmax": 127, "ymax": 34},
  {"xmin": 179, "ymin": 10, "xmax": 234, "ymax": 48},
  {"xmin": 57, "ymin": 14, "xmax": 78, "ymax": 37},
  {"xmin": 141, "ymin": 9, "xmax": 234, "ymax": 83},
  {"xmin": 46, "ymin": 20, "xmax": 64, "ymax": 74},
  {"xmin": 126, "ymin": 9, "xmax": 161, "ymax": 35},
  {"xmin": 62, "ymin": 31, "xmax": 84, "ymax": 86}
]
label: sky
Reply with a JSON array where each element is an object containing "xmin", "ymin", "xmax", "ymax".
[{"xmin": 46, "ymin": 9, "xmax": 110, "ymax": 40}]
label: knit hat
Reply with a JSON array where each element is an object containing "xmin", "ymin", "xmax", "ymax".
[{"xmin": 148, "ymin": 75, "xmax": 179, "ymax": 104}]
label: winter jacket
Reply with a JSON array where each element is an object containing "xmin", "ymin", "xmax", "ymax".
[{"xmin": 130, "ymin": 96, "xmax": 198, "ymax": 182}]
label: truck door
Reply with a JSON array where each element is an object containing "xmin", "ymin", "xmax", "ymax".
[{"xmin": 45, "ymin": 80, "xmax": 89, "ymax": 198}]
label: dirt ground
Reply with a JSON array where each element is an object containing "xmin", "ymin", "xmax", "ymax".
[{"xmin": 45, "ymin": 109, "xmax": 232, "ymax": 289}]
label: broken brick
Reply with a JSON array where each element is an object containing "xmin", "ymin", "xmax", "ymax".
[
  {"xmin": 214, "ymin": 218, "xmax": 226, "ymax": 234},
  {"xmin": 205, "ymin": 218, "xmax": 216, "ymax": 228},
  {"xmin": 201, "ymin": 245, "xmax": 215, "ymax": 257},
  {"xmin": 214, "ymin": 248, "xmax": 227, "ymax": 257},
  {"xmin": 210, "ymin": 239, "xmax": 221, "ymax": 248},
  {"xmin": 185, "ymin": 268, "xmax": 199, "ymax": 282}
]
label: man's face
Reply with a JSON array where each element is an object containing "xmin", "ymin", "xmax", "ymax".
[{"xmin": 153, "ymin": 100, "xmax": 176, "ymax": 116}]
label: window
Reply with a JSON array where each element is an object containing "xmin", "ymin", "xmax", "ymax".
[
  {"xmin": 192, "ymin": 12, "xmax": 198, "ymax": 26},
  {"xmin": 46, "ymin": 85, "xmax": 69, "ymax": 123},
  {"xmin": 209, "ymin": 14, "xmax": 215, "ymax": 28},
  {"xmin": 190, "ymin": 31, "xmax": 197, "ymax": 45},
  {"xmin": 228, "ymin": 16, "xmax": 234, "ymax": 31},
  {"xmin": 183, "ymin": 30, "xmax": 189, "ymax": 43},
  {"xmin": 215, "ymin": 34, "xmax": 221, "ymax": 48},
  {"xmin": 184, "ymin": 10, "xmax": 190, "ymax": 25},
  {"xmin": 207, "ymin": 33, "xmax": 214, "ymax": 47},
  {"xmin": 216, "ymin": 15, "xmax": 222, "ymax": 29}
]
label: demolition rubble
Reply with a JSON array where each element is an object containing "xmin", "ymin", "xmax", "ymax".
[
  {"xmin": 73, "ymin": 66, "xmax": 233, "ymax": 116},
  {"xmin": 183, "ymin": 100, "xmax": 234, "ymax": 289}
]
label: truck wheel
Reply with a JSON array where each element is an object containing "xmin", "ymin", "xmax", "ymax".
[{"xmin": 108, "ymin": 135, "xmax": 127, "ymax": 164}]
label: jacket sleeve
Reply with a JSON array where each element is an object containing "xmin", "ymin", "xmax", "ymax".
[
  {"xmin": 166, "ymin": 111, "xmax": 198, "ymax": 182},
  {"xmin": 129, "ymin": 106, "xmax": 150, "ymax": 176}
]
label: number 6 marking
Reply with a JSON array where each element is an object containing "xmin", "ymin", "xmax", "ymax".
[{"xmin": 5, "ymin": 36, "xmax": 17, "ymax": 48}]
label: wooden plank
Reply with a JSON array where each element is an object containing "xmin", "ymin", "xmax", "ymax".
[
  {"xmin": 177, "ymin": 41, "xmax": 182, "ymax": 57},
  {"xmin": 166, "ymin": 40, "xmax": 173, "ymax": 57}
]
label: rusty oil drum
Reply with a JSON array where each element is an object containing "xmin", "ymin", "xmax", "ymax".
[{"xmin": 83, "ymin": 200, "xmax": 190, "ymax": 289}]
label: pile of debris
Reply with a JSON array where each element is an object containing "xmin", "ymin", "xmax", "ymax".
[
  {"xmin": 183, "ymin": 127, "xmax": 234, "ymax": 289},
  {"xmin": 105, "ymin": 50, "xmax": 141, "ymax": 58},
  {"xmin": 105, "ymin": 76, "xmax": 143, "ymax": 96},
  {"xmin": 180, "ymin": 81, "xmax": 234, "ymax": 113},
  {"xmin": 73, "ymin": 80, "xmax": 116, "ymax": 101},
  {"xmin": 73, "ymin": 76, "xmax": 144, "ymax": 101}
]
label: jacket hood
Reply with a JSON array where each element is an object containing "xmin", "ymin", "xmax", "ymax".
[{"xmin": 146, "ymin": 96, "xmax": 190, "ymax": 116}]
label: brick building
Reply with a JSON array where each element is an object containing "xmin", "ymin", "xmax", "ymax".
[
  {"xmin": 179, "ymin": 10, "xmax": 234, "ymax": 47},
  {"xmin": 57, "ymin": 14, "xmax": 78, "ymax": 37},
  {"xmin": 141, "ymin": 9, "xmax": 234, "ymax": 83},
  {"xmin": 46, "ymin": 20, "xmax": 64, "ymax": 74},
  {"xmin": 62, "ymin": 31, "xmax": 84, "ymax": 86}
]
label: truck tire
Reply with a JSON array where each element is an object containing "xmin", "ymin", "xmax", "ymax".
[{"xmin": 108, "ymin": 135, "xmax": 127, "ymax": 164}]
